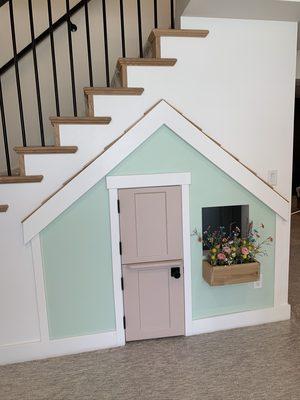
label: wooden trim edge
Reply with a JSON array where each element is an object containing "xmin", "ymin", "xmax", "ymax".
[
  {"xmin": 0, "ymin": 175, "xmax": 43, "ymax": 184},
  {"xmin": 83, "ymin": 87, "xmax": 144, "ymax": 96},
  {"xmin": 14, "ymin": 146, "xmax": 78, "ymax": 154},
  {"xmin": 50, "ymin": 116, "xmax": 112, "ymax": 126}
]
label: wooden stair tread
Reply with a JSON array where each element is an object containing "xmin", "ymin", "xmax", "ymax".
[
  {"xmin": 50, "ymin": 116, "xmax": 111, "ymax": 126},
  {"xmin": 0, "ymin": 175, "xmax": 43, "ymax": 184},
  {"xmin": 117, "ymin": 58, "xmax": 177, "ymax": 87},
  {"xmin": 149, "ymin": 29, "xmax": 209, "ymax": 41},
  {"xmin": 14, "ymin": 146, "xmax": 78, "ymax": 154},
  {"xmin": 117, "ymin": 58, "xmax": 177, "ymax": 67},
  {"xmin": 0, "ymin": 205, "xmax": 9, "ymax": 212},
  {"xmin": 147, "ymin": 29, "xmax": 209, "ymax": 58},
  {"xmin": 84, "ymin": 87, "xmax": 144, "ymax": 96}
]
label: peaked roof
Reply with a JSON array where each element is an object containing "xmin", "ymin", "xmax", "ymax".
[{"xmin": 23, "ymin": 100, "xmax": 289, "ymax": 243}]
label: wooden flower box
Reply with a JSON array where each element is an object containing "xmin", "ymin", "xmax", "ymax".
[{"xmin": 202, "ymin": 260, "xmax": 260, "ymax": 286}]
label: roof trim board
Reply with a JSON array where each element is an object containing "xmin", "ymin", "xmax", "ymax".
[{"xmin": 23, "ymin": 100, "xmax": 289, "ymax": 243}]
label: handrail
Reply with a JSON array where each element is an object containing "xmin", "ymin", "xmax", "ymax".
[
  {"xmin": 0, "ymin": 0, "xmax": 92, "ymax": 76},
  {"xmin": 0, "ymin": 0, "xmax": 175, "ymax": 176}
]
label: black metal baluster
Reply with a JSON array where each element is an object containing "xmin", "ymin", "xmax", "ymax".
[
  {"xmin": 47, "ymin": 0, "xmax": 60, "ymax": 116},
  {"xmin": 102, "ymin": 0, "xmax": 110, "ymax": 86},
  {"xmin": 170, "ymin": 0, "xmax": 175, "ymax": 29},
  {"xmin": 136, "ymin": 0, "xmax": 143, "ymax": 57},
  {"xmin": 1, "ymin": 0, "xmax": 94, "ymax": 77},
  {"xmin": 28, "ymin": 0, "xmax": 45, "ymax": 146},
  {"xmin": 0, "ymin": 77, "xmax": 11, "ymax": 175},
  {"xmin": 84, "ymin": 0, "xmax": 93, "ymax": 86},
  {"xmin": 153, "ymin": 0, "xmax": 158, "ymax": 29},
  {"xmin": 66, "ymin": 0, "xmax": 77, "ymax": 116},
  {"xmin": 119, "ymin": 0, "xmax": 126, "ymax": 57},
  {"xmin": 9, "ymin": 0, "xmax": 26, "ymax": 146}
]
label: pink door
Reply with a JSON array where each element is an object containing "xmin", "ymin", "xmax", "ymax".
[{"xmin": 118, "ymin": 186, "xmax": 185, "ymax": 341}]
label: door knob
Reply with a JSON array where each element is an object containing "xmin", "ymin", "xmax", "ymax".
[{"xmin": 171, "ymin": 267, "xmax": 181, "ymax": 279}]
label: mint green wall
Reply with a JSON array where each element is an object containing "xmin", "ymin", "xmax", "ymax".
[
  {"xmin": 41, "ymin": 125, "xmax": 275, "ymax": 339},
  {"xmin": 40, "ymin": 182, "xmax": 116, "ymax": 339}
]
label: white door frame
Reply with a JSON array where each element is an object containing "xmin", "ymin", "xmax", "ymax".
[{"xmin": 106, "ymin": 172, "xmax": 192, "ymax": 345}]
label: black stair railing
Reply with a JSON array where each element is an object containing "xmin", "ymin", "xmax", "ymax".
[
  {"xmin": 0, "ymin": 0, "xmax": 175, "ymax": 176},
  {"xmin": 47, "ymin": 0, "xmax": 60, "ymax": 117},
  {"xmin": 9, "ymin": 0, "xmax": 27, "ymax": 148}
]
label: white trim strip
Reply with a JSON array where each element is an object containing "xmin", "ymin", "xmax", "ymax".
[
  {"xmin": 189, "ymin": 304, "xmax": 291, "ymax": 336},
  {"xmin": 181, "ymin": 184, "xmax": 193, "ymax": 336},
  {"xmin": 31, "ymin": 235, "xmax": 49, "ymax": 342},
  {"xmin": 108, "ymin": 188, "xmax": 126, "ymax": 347},
  {"xmin": 107, "ymin": 173, "xmax": 191, "ymax": 189},
  {"xmin": 274, "ymin": 215, "xmax": 291, "ymax": 306},
  {"xmin": 0, "ymin": 331, "xmax": 119, "ymax": 366}
]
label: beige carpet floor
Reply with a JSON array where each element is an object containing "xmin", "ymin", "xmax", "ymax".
[{"xmin": 1, "ymin": 215, "xmax": 300, "ymax": 400}]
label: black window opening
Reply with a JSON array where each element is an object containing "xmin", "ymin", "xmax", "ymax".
[{"xmin": 202, "ymin": 205, "xmax": 249, "ymax": 250}]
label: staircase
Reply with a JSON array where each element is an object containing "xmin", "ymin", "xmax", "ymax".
[
  {"xmin": 0, "ymin": 2, "xmax": 290, "ymax": 213},
  {"xmin": 0, "ymin": 0, "xmax": 175, "ymax": 179},
  {"xmin": 0, "ymin": 25, "xmax": 209, "ymax": 205},
  {"xmin": 1, "ymin": 22, "xmax": 289, "ymax": 214}
]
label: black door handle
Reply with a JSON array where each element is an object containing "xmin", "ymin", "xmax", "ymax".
[{"xmin": 171, "ymin": 267, "xmax": 181, "ymax": 279}]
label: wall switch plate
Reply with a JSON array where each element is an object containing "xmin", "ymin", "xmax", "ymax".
[
  {"xmin": 254, "ymin": 273, "xmax": 263, "ymax": 289},
  {"xmin": 268, "ymin": 170, "xmax": 278, "ymax": 186}
]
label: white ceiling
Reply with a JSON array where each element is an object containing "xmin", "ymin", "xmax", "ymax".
[
  {"xmin": 182, "ymin": 0, "xmax": 300, "ymax": 21},
  {"xmin": 181, "ymin": 0, "xmax": 300, "ymax": 47}
]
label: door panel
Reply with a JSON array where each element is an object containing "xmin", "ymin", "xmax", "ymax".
[
  {"xmin": 119, "ymin": 186, "xmax": 183, "ymax": 264},
  {"xmin": 135, "ymin": 191, "xmax": 168, "ymax": 258},
  {"xmin": 123, "ymin": 261, "xmax": 185, "ymax": 342},
  {"xmin": 119, "ymin": 185, "xmax": 185, "ymax": 342}
]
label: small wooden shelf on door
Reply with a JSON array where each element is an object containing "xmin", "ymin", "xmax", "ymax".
[{"xmin": 202, "ymin": 260, "xmax": 260, "ymax": 286}]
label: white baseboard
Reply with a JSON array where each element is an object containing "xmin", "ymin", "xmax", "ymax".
[
  {"xmin": 0, "ymin": 305, "xmax": 291, "ymax": 365},
  {"xmin": 0, "ymin": 330, "xmax": 120, "ymax": 366},
  {"xmin": 189, "ymin": 304, "xmax": 291, "ymax": 336}
]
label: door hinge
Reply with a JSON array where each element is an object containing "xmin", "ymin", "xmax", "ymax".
[
  {"xmin": 117, "ymin": 199, "xmax": 120, "ymax": 214},
  {"xmin": 121, "ymin": 277, "xmax": 124, "ymax": 291},
  {"xmin": 123, "ymin": 316, "xmax": 126, "ymax": 330},
  {"xmin": 119, "ymin": 241, "xmax": 122, "ymax": 255}
]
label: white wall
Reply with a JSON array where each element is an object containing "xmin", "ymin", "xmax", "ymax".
[{"xmin": 176, "ymin": 16, "xmax": 297, "ymax": 200}]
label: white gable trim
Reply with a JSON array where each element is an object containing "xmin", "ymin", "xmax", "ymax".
[{"xmin": 23, "ymin": 100, "xmax": 289, "ymax": 243}]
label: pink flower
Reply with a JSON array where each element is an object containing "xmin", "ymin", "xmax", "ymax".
[
  {"xmin": 241, "ymin": 247, "xmax": 249, "ymax": 255},
  {"xmin": 223, "ymin": 246, "xmax": 231, "ymax": 254},
  {"xmin": 217, "ymin": 253, "xmax": 226, "ymax": 261}
]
